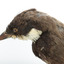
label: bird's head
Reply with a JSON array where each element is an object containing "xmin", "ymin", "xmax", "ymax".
[{"xmin": 0, "ymin": 9, "xmax": 43, "ymax": 42}]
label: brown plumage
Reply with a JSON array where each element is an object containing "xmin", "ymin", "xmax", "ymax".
[{"xmin": 0, "ymin": 9, "xmax": 64, "ymax": 64}]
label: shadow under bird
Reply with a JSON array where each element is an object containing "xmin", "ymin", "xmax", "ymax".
[{"xmin": 0, "ymin": 9, "xmax": 64, "ymax": 64}]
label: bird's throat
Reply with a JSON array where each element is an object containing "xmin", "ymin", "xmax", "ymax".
[{"xmin": 18, "ymin": 28, "xmax": 42, "ymax": 42}]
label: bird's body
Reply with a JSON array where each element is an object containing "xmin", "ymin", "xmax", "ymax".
[{"xmin": 0, "ymin": 9, "xmax": 64, "ymax": 64}]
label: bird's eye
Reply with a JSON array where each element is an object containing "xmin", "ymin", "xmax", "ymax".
[{"xmin": 13, "ymin": 28, "xmax": 18, "ymax": 32}]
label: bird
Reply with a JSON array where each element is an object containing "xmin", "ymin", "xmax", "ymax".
[{"xmin": 0, "ymin": 9, "xmax": 64, "ymax": 64}]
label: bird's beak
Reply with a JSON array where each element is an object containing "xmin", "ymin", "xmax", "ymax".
[{"xmin": 0, "ymin": 32, "xmax": 8, "ymax": 40}]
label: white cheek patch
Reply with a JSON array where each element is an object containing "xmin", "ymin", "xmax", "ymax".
[
  {"xmin": 11, "ymin": 35, "xmax": 17, "ymax": 39},
  {"xmin": 18, "ymin": 28, "xmax": 42, "ymax": 42},
  {"xmin": 8, "ymin": 35, "xmax": 17, "ymax": 39}
]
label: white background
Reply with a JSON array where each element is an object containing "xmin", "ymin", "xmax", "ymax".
[{"xmin": 0, "ymin": 0, "xmax": 64, "ymax": 64}]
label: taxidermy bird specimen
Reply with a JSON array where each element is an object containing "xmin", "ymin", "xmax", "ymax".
[{"xmin": 0, "ymin": 9, "xmax": 64, "ymax": 64}]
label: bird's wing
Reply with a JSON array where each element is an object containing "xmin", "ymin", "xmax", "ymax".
[{"xmin": 39, "ymin": 32, "xmax": 64, "ymax": 64}]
